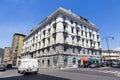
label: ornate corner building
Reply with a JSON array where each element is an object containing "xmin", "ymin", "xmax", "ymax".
[{"xmin": 22, "ymin": 7, "xmax": 102, "ymax": 68}]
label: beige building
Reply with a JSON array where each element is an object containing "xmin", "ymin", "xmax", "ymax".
[
  {"xmin": 0, "ymin": 56, "xmax": 3, "ymax": 64},
  {"xmin": 102, "ymin": 50, "xmax": 120, "ymax": 62},
  {"xmin": 22, "ymin": 7, "xmax": 102, "ymax": 68},
  {"xmin": 11, "ymin": 33, "xmax": 26, "ymax": 66},
  {"xmin": 3, "ymin": 47, "xmax": 11, "ymax": 63}
]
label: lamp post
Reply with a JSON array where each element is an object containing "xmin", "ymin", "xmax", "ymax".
[{"xmin": 105, "ymin": 36, "xmax": 114, "ymax": 67}]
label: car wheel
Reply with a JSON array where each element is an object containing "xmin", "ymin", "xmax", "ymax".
[
  {"xmin": 18, "ymin": 70, "xmax": 20, "ymax": 73},
  {"xmin": 35, "ymin": 71, "xmax": 37, "ymax": 74},
  {"xmin": 3, "ymin": 69, "xmax": 6, "ymax": 71}
]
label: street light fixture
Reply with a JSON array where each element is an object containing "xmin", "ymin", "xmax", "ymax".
[{"xmin": 105, "ymin": 36, "xmax": 114, "ymax": 67}]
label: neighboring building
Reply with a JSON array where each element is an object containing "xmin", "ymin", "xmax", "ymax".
[
  {"xmin": 0, "ymin": 56, "xmax": 3, "ymax": 64},
  {"xmin": 22, "ymin": 7, "xmax": 102, "ymax": 68},
  {"xmin": 0, "ymin": 48, "xmax": 4, "ymax": 63},
  {"xmin": 11, "ymin": 33, "xmax": 26, "ymax": 66},
  {"xmin": 3, "ymin": 47, "xmax": 11, "ymax": 63},
  {"xmin": 102, "ymin": 50, "xmax": 120, "ymax": 62}
]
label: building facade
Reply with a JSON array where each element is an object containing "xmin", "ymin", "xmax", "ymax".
[
  {"xmin": 3, "ymin": 47, "xmax": 11, "ymax": 63},
  {"xmin": 11, "ymin": 33, "xmax": 26, "ymax": 66},
  {"xmin": 102, "ymin": 50, "xmax": 120, "ymax": 62},
  {"xmin": 22, "ymin": 7, "xmax": 102, "ymax": 68}
]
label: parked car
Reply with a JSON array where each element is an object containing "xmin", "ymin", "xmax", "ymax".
[
  {"xmin": 0, "ymin": 64, "xmax": 6, "ymax": 71},
  {"xmin": 112, "ymin": 61, "xmax": 120, "ymax": 68},
  {"xmin": 99, "ymin": 62, "xmax": 106, "ymax": 67},
  {"xmin": 89, "ymin": 63, "xmax": 100, "ymax": 68}
]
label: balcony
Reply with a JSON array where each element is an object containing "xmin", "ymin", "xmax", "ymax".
[
  {"xmin": 64, "ymin": 41, "xmax": 68, "ymax": 44},
  {"xmin": 90, "ymin": 46, "xmax": 95, "ymax": 49},
  {"xmin": 63, "ymin": 29, "xmax": 68, "ymax": 34}
]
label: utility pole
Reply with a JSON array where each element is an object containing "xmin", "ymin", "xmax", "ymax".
[{"xmin": 105, "ymin": 36, "xmax": 114, "ymax": 67}]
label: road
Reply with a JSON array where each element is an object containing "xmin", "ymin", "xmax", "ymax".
[{"xmin": 0, "ymin": 67, "xmax": 120, "ymax": 80}]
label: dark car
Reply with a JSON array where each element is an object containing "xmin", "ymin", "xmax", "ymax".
[{"xmin": 0, "ymin": 64, "xmax": 6, "ymax": 71}]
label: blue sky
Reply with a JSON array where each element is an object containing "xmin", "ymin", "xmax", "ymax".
[{"xmin": 0, "ymin": 0, "xmax": 120, "ymax": 50}]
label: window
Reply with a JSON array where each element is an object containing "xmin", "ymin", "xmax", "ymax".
[
  {"xmin": 71, "ymin": 20, "xmax": 73, "ymax": 24},
  {"xmin": 43, "ymin": 39, "xmax": 45, "ymax": 46},
  {"xmin": 89, "ymin": 32, "xmax": 92, "ymax": 38},
  {"xmin": 63, "ymin": 16, "xmax": 66, "ymax": 21},
  {"xmin": 97, "ymin": 35, "xmax": 99, "ymax": 40},
  {"xmin": 92, "ymin": 50, "xmax": 94, "ymax": 55},
  {"xmin": 82, "ymin": 39, "xmax": 84, "ymax": 46},
  {"xmin": 48, "ymin": 28, "xmax": 51, "ymax": 35},
  {"xmin": 84, "ymin": 26, "xmax": 87, "ymax": 30},
  {"xmin": 42, "ymin": 60, "xmax": 44, "ymax": 65},
  {"xmin": 85, "ymin": 32, "xmax": 87, "ymax": 37},
  {"xmin": 73, "ymin": 48, "xmax": 75, "ymax": 53},
  {"xmin": 86, "ymin": 40, "xmax": 88, "ymax": 46},
  {"xmin": 95, "ymin": 52, "xmax": 97, "ymax": 55},
  {"xmin": 54, "ymin": 36, "xmax": 56, "ymax": 44},
  {"xmin": 48, "ymin": 38, "xmax": 50, "ymax": 44},
  {"xmin": 64, "ymin": 46, "xmax": 67, "ymax": 52},
  {"xmin": 71, "ymin": 27, "xmax": 74, "ymax": 33},
  {"xmin": 83, "ymin": 50, "xmax": 85, "ymax": 54},
  {"xmin": 80, "ymin": 24, "xmax": 83, "ymax": 28},
  {"xmin": 90, "ymin": 40, "xmax": 92, "ymax": 46},
  {"xmin": 43, "ymin": 31, "xmax": 45, "ymax": 36},
  {"xmin": 98, "ymin": 42, "xmax": 100, "ymax": 46},
  {"xmin": 76, "ymin": 28, "xmax": 79, "ymax": 35},
  {"xmin": 81, "ymin": 30, "xmax": 83, "ymax": 36},
  {"xmin": 39, "ymin": 42, "xmax": 41, "ymax": 48},
  {"xmin": 64, "ymin": 36, "xmax": 67, "ymax": 43},
  {"xmin": 72, "ymin": 37, "xmax": 74, "ymax": 44},
  {"xmin": 75, "ymin": 22, "xmax": 78, "ymax": 25},
  {"xmin": 93, "ymin": 34, "xmax": 94, "ymax": 39},
  {"xmin": 64, "ymin": 24, "xmax": 67, "ymax": 31},
  {"xmin": 53, "ymin": 23, "xmax": 56, "ymax": 31},
  {"xmin": 87, "ymin": 49, "xmax": 89, "ymax": 54}
]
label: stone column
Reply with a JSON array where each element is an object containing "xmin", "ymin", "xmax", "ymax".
[
  {"xmin": 57, "ymin": 55, "xmax": 64, "ymax": 68},
  {"xmin": 67, "ymin": 56, "xmax": 72, "ymax": 67},
  {"xmin": 56, "ymin": 33, "xmax": 64, "ymax": 44}
]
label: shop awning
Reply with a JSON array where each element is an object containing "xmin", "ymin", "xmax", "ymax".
[
  {"xmin": 89, "ymin": 58, "xmax": 94, "ymax": 63},
  {"xmin": 82, "ymin": 57, "xmax": 89, "ymax": 62},
  {"xmin": 94, "ymin": 58, "xmax": 99, "ymax": 63}
]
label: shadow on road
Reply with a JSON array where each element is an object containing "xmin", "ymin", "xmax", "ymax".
[{"xmin": 0, "ymin": 74, "xmax": 70, "ymax": 80}]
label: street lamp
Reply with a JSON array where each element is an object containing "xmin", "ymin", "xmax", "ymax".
[{"xmin": 105, "ymin": 36, "xmax": 114, "ymax": 67}]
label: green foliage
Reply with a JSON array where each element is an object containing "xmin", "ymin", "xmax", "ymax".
[{"xmin": 0, "ymin": 48, "xmax": 4, "ymax": 57}]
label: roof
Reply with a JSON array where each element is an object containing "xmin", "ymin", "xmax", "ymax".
[
  {"xmin": 14, "ymin": 33, "xmax": 26, "ymax": 37},
  {"xmin": 24, "ymin": 7, "xmax": 99, "ymax": 41}
]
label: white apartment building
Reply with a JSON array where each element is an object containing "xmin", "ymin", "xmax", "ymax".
[
  {"xmin": 102, "ymin": 50, "xmax": 120, "ymax": 62},
  {"xmin": 22, "ymin": 7, "xmax": 102, "ymax": 68}
]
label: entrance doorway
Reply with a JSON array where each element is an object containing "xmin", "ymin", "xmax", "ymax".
[
  {"xmin": 78, "ymin": 60, "xmax": 81, "ymax": 68},
  {"xmin": 47, "ymin": 59, "xmax": 50, "ymax": 67}
]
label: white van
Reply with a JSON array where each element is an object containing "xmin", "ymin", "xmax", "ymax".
[{"xmin": 18, "ymin": 58, "xmax": 39, "ymax": 75}]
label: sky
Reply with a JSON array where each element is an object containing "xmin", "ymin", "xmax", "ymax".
[{"xmin": 0, "ymin": 0, "xmax": 120, "ymax": 50}]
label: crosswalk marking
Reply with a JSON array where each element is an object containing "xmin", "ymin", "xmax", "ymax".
[{"xmin": 78, "ymin": 68, "xmax": 120, "ymax": 77}]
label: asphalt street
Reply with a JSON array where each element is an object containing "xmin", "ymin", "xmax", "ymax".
[{"xmin": 0, "ymin": 67, "xmax": 120, "ymax": 80}]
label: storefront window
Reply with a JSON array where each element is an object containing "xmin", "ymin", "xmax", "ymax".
[{"xmin": 72, "ymin": 57, "xmax": 76, "ymax": 64}]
